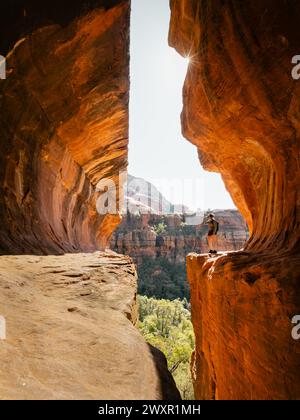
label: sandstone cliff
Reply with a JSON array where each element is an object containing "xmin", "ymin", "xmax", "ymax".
[
  {"xmin": 0, "ymin": 251, "xmax": 180, "ymax": 399},
  {"xmin": 169, "ymin": 0, "xmax": 300, "ymax": 399},
  {"xmin": 0, "ymin": 0, "xmax": 129, "ymax": 254},
  {"xmin": 0, "ymin": 1, "xmax": 181, "ymax": 400},
  {"xmin": 111, "ymin": 210, "xmax": 248, "ymax": 264}
]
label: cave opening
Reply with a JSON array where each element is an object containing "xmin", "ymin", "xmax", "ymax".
[
  {"xmin": 111, "ymin": 0, "xmax": 248, "ymax": 400},
  {"xmin": 129, "ymin": 0, "xmax": 237, "ymax": 213},
  {"xmin": 0, "ymin": 0, "xmax": 297, "ymax": 402}
]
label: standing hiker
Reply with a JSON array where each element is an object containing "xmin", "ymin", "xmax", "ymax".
[{"xmin": 206, "ymin": 213, "xmax": 219, "ymax": 254}]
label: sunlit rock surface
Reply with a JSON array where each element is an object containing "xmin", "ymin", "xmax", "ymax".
[
  {"xmin": 169, "ymin": 0, "xmax": 300, "ymax": 399},
  {"xmin": 187, "ymin": 252, "xmax": 300, "ymax": 400},
  {"xmin": 0, "ymin": 1, "xmax": 181, "ymax": 401},
  {"xmin": 0, "ymin": 0, "xmax": 129, "ymax": 254},
  {"xmin": 111, "ymin": 210, "xmax": 248, "ymax": 264},
  {"xmin": 0, "ymin": 251, "xmax": 180, "ymax": 400}
]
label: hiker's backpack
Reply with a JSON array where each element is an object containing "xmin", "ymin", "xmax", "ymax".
[{"xmin": 215, "ymin": 221, "xmax": 219, "ymax": 234}]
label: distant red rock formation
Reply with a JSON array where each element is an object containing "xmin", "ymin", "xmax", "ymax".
[{"xmin": 111, "ymin": 210, "xmax": 249, "ymax": 264}]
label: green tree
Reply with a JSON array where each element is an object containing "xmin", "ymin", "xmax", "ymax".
[
  {"xmin": 138, "ymin": 296, "xmax": 195, "ymax": 400},
  {"xmin": 137, "ymin": 256, "xmax": 190, "ymax": 300},
  {"xmin": 153, "ymin": 222, "xmax": 167, "ymax": 235}
]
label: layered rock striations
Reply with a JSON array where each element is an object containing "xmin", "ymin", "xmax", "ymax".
[
  {"xmin": 0, "ymin": 2, "xmax": 182, "ymax": 400},
  {"xmin": 0, "ymin": 252, "xmax": 180, "ymax": 399},
  {"xmin": 169, "ymin": 0, "xmax": 300, "ymax": 399},
  {"xmin": 111, "ymin": 210, "xmax": 248, "ymax": 264},
  {"xmin": 187, "ymin": 251, "xmax": 300, "ymax": 400},
  {"xmin": 0, "ymin": 1, "xmax": 129, "ymax": 254}
]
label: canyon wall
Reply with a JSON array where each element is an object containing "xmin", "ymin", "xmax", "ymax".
[
  {"xmin": 169, "ymin": 0, "xmax": 300, "ymax": 399},
  {"xmin": 0, "ymin": 0, "xmax": 129, "ymax": 254},
  {"xmin": 0, "ymin": 2, "xmax": 182, "ymax": 399},
  {"xmin": 111, "ymin": 210, "xmax": 248, "ymax": 264}
]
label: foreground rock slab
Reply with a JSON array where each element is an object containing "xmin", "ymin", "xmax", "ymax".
[{"xmin": 0, "ymin": 251, "xmax": 180, "ymax": 400}]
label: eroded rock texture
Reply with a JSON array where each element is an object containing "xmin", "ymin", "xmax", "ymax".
[
  {"xmin": 187, "ymin": 252, "xmax": 300, "ymax": 400},
  {"xmin": 111, "ymin": 211, "xmax": 248, "ymax": 264},
  {"xmin": 0, "ymin": 0, "xmax": 129, "ymax": 254},
  {"xmin": 169, "ymin": 0, "xmax": 300, "ymax": 399},
  {"xmin": 0, "ymin": 251, "xmax": 180, "ymax": 400}
]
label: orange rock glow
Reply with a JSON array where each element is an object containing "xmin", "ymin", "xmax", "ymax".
[{"xmin": 169, "ymin": 0, "xmax": 300, "ymax": 399}]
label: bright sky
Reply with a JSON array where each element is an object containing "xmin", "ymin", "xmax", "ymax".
[{"xmin": 128, "ymin": 0, "xmax": 236, "ymax": 211}]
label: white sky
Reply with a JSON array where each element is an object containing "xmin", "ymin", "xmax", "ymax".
[{"xmin": 128, "ymin": 0, "xmax": 236, "ymax": 211}]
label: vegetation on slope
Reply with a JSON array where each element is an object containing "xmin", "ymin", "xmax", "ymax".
[
  {"xmin": 137, "ymin": 256, "xmax": 190, "ymax": 301},
  {"xmin": 138, "ymin": 296, "xmax": 195, "ymax": 400}
]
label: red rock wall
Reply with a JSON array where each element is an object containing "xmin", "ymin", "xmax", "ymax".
[
  {"xmin": 169, "ymin": 0, "xmax": 300, "ymax": 252},
  {"xmin": 169, "ymin": 0, "xmax": 300, "ymax": 399},
  {"xmin": 111, "ymin": 211, "xmax": 249, "ymax": 264},
  {"xmin": 187, "ymin": 252, "xmax": 300, "ymax": 400},
  {"xmin": 0, "ymin": 1, "xmax": 129, "ymax": 254}
]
